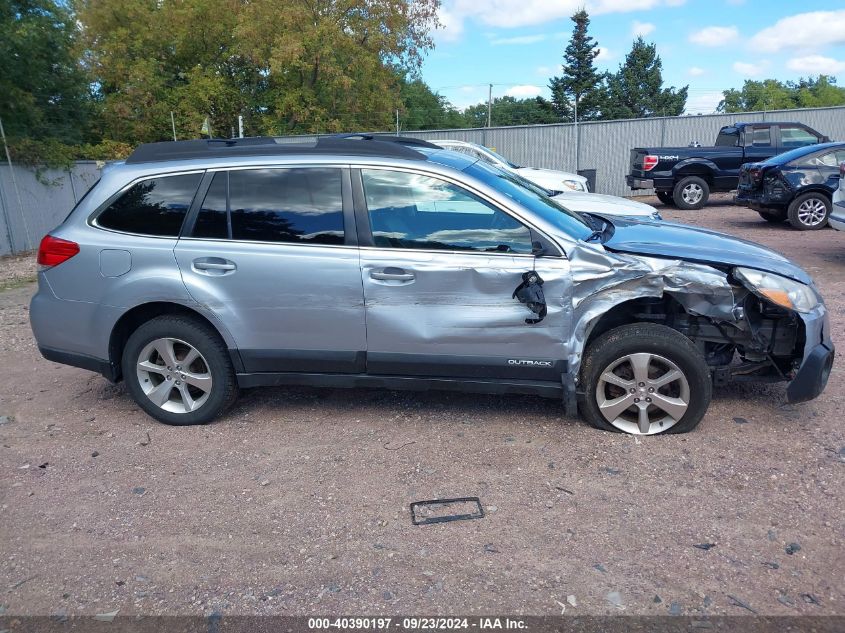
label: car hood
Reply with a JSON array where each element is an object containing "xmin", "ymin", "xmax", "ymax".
[
  {"xmin": 552, "ymin": 191, "xmax": 657, "ymax": 217},
  {"xmin": 603, "ymin": 217, "xmax": 811, "ymax": 284},
  {"xmin": 516, "ymin": 166, "xmax": 585, "ymax": 184}
]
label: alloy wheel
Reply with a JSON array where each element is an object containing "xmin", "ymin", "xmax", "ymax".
[
  {"xmin": 135, "ymin": 337, "xmax": 212, "ymax": 414},
  {"xmin": 796, "ymin": 198, "xmax": 827, "ymax": 227},
  {"xmin": 595, "ymin": 352, "xmax": 690, "ymax": 435},
  {"xmin": 682, "ymin": 183, "xmax": 703, "ymax": 205}
]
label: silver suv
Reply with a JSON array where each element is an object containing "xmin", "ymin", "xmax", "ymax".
[{"xmin": 31, "ymin": 136, "xmax": 834, "ymax": 435}]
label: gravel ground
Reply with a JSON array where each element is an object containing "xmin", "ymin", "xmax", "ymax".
[{"xmin": 0, "ymin": 200, "xmax": 843, "ymax": 618}]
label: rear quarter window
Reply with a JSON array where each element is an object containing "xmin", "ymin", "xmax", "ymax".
[{"xmin": 95, "ymin": 173, "xmax": 202, "ymax": 236}]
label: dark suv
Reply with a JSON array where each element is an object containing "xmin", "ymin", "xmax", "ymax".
[{"xmin": 30, "ymin": 136, "xmax": 834, "ymax": 435}]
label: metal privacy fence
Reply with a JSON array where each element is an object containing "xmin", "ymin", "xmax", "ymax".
[
  {"xmin": 0, "ymin": 162, "xmax": 102, "ymax": 256},
  {"xmin": 1, "ymin": 105, "xmax": 843, "ymax": 256}
]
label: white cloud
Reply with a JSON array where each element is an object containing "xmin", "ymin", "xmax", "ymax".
[
  {"xmin": 437, "ymin": 0, "xmax": 685, "ymax": 35},
  {"xmin": 689, "ymin": 26, "xmax": 738, "ymax": 47},
  {"xmin": 596, "ymin": 46, "xmax": 613, "ymax": 61},
  {"xmin": 504, "ymin": 85, "xmax": 544, "ymax": 98},
  {"xmin": 684, "ymin": 91, "xmax": 723, "ymax": 115},
  {"xmin": 786, "ymin": 55, "xmax": 845, "ymax": 75},
  {"xmin": 749, "ymin": 10, "xmax": 845, "ymax": 53},
  {"xmin": 631, "ymin": 20, "xmax": 655, "ymax": 37},
  {"xmin": 733, "ymin": 60, "xmax": 770, "ymax": 78},
  {"xmin": 433, "ymin": 7, "xmax": 464, "ymax": 43},
  {"xmin": 490, "ymin": 33, "xmax": 547, "ymax": 45},
  {"xmin": 687, "ymin": 66, "xmax": 706, "ymax": 77}
]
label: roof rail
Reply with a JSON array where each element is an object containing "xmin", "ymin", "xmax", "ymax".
[{"xmin": 125, "ymin": 134, "xmax": 439, "ymax": 164}]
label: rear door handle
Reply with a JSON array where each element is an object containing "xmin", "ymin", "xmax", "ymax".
[
  {"xmin": 370, "ymin": 268, "xmax": 415, "ymax": 281},
  {"xmin": 192, "ymin": 257, "xmax": 237, "ymax": 275}
]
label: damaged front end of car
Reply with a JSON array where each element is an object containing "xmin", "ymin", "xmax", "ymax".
[{"xmin": 563, "ymin": 243, "xmax": 834, "ymax": 412}]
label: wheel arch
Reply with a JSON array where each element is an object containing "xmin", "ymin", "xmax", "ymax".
[
  {"xmin": 672, "ymin": 160, "xmax": 717, "ymax": 185},
  {"xmin": 793, "ymin": 187, "xmax": 833, "ymax": 201},
  {"xmin": 108, "ymin": 302, "xmax": 241, "ymax": 381},
  {"xmin": 583, "ymin": 294, "xmax": 690, "ymax": 352}
]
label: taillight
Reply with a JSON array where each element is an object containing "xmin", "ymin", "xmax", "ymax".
[
  {"xmin": 37, "ymin": 235, "xmax": 79, "ymax": 268},
  {"xmin": 642, "ymin": 155, "xmax": 659, "ymax": 171},
  {"xmin": 750, "ymin": 167, "xmax": 763, "ymax": 184}
]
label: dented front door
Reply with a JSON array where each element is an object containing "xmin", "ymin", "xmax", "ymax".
[{"xmin": 357, "ymin": 167, "xmax": 571, "ymax": 381}]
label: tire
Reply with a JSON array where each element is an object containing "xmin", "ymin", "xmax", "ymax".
[
  {"xmin": 787, "ymin": 192, "xmax": 830, "ymax": 230},
  {"xmin": 672, "ymin": 176, "xmax": 710, "ymax": 210},
  {"xmin": 578, "ymin": 323, "xmax": 712, "ymax": 435},
  {"xmin": 758, "ymin": 209, "xmax": 787, "ymax": 224},
  {"xmin": 121, "ymin": 315, "xmax": 238, "ymax": 426},
  {"xmin": 656, "ymin": 191, "xmax": 675, "ymax": 206}
]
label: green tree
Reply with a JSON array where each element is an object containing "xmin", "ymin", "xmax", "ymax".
[
  {"xmin": 603, "ymin": 37, "xmax": 687, "ymax": 119},
  {"xmin": 0, "ymin": 0, "xmax": 92, "ymax": 143},
  {"xmin": 463, "ymin": 96, "xmax": 559, "ymax": 127},
  {"xmin": 398, "ymin": 76, "xmax": 465, "ymax": 130},
  {"xmin": 720, "ymin": 75, "xmax": 845, "ymax": 112},
  {"xmin": 75, "ymin": 0, "xmax": 440, "ymax": 142},
  {"xmin": 548, "ymin": 9, "xmax": 606, "ymax": 121}
]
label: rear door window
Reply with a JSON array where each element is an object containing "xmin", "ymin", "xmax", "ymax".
[
  {"xmin": 96, "ymin": 173, "xmax": 202, "ymax": 236},
  {"xmin": 780, "ymin": 126, "xmax": 819, "ymax": 148},
  {"xmin": 191, "ymin": 168, "xmax": 345, "ymax": 244},
  {"xmin": 747, "ymin": 127, "xmax": 772, "ymax": 147}
]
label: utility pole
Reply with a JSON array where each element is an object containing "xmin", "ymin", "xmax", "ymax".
[
  {"xmin": 395, "ymin": 109, "xmax": 400, "ymax": 135},
  {"xmin": 487, "ymin": 84, "xmax": 493, "ymax": 128},
  {"xmin": 170, "ymin": 111, "xmax": 177, "ymax": 141},
  {"xmin": 238, "ymin": 115, "xmax": 244, "ymax": 139},
  {"xmin": 573, "ymin": 94, "xmax": 580, "ymax": 172}
]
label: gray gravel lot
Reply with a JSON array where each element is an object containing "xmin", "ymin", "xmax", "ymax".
[{"xmin": 0, "ymin": 200, "xmax": 843, "ymax": 617}]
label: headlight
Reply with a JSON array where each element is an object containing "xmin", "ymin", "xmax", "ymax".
[
  {"xmin": 563, "ymin": 179, "xmax": 586, "ymax": 192},
  {"xmin": 734, "ymin": 267, "xmax": 819, "ymax": 313}
]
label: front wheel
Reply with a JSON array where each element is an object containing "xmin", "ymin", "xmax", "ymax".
[
  {"xmin": 656, "ymin": 191, "xmax": 675, "ymax": 206},
  {"xmin": 787, "ymin": 193, "xmax": 830, "ymax": 230},
  {"xmin": 758, "ymin": 208, "xmax": 787, "ymax": 224},
  {"xmin": 673, "ymin": 176, "xmax": 710, "ymax": 210},
  {"xmin": 578, "ymin": 323, "xmax": 712, "ymax": 435},
  {"xmin": 122, "ymin": 315, "xmax": 238, "ymax": 425}
]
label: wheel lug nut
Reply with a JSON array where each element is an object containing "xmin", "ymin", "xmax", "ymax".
[
  {"xmin": 646, "ymin": 397, "xmax": 652, "ymax": 403},
  {"xmin": 648, "ymin": 387, "xmax": 654, "ymax": 393},
  {"xmin": 630, "ymin": 388, "xmax": 636, "ymax": 393},
  {"xmin": 634, "ymin": 398, "xmax": 640, "ymax": 403},
  {"xmin": 638, "ymin": 382, "xmax": 645, "ymax": 387},
  {"xmin": 176, "ymin": 380, "xmax": 181, "ymax": 385}
]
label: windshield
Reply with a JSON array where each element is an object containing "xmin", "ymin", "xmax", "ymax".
[
  {"xmin": 465, "ymin": 160, "xmax": 593, "ymax": 241},
  {"xmin": 479, "ymin": 145, "xmax": 520, "ymax": 169}
]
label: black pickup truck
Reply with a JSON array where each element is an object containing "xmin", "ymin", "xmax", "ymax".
[{"xmin": 626, "ymin": 122, "xmax": 829, "ymax": 209}]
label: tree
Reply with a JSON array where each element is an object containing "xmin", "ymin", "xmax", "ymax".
[
  {"xmin": 719, "ymin": 76, "xmax": 845, "ymax": 112},
  {"xmin": 398, "ymin": 76, "xmax": 465, "ymax": 130},
  {"xmin": 463, "ymin": 96, "xmax": 559, "ymax": 128},
  {"xmin": 548, "ymin": 9, "xmax": 606, "ymax": 121},
  {"xmin": 0, "ymin": 0, "xmax": 93, "ymax": 143},
  {"xmin": 74, "ymin": 0, "xmax": 441, "ymax": 142},
  {"xmin": 603, "ymin": 37, "xmax": 687, "ymax": 119}
]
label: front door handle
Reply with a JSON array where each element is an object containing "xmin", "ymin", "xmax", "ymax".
[{"xmin": 370, "ymin": 268, "xmax": 415, "ymax": 281}]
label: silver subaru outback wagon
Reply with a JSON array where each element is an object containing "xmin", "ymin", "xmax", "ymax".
[{"xmin": 30, "ymin": 136, "xmax": 834, "ymax": 435}]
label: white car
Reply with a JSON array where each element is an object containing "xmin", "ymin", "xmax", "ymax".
[
  {"xmin": 432, "ymin": 139, "xmax": 589, "ymax": 193},
  {"xmin": 830, "ymin": 162, "xmax": 845, "ymax": 232},
  {"xmin": 433, "ymin": 140, "xmax": 661, "ymax": 220}
]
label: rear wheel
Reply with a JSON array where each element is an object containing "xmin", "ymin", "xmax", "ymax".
[
  {"xmin": 788, "ymin": 193, "xmax": 830, "ymax": 230},
  {"xmin": 673, "ymin": 176, "xmax": 710, "ymax": 210},
  {"xmin": 122, "ymin": 315, "xmax": 238, "ymax": 425},
  {"xmin": 758, "ymin": 208, "xmax": 787, "ymax": 224},
  {"xmin": 578, "ymin": 323, "xmax": 711, "ymax": 435},
  {"xmin": 656, "ymin": 191, "xmax": 675, "ymax": 206}
]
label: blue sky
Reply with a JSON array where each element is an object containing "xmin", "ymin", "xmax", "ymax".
[{"xmin": 422, "ymin": 1, "xmax": 845, "ymax": 114}]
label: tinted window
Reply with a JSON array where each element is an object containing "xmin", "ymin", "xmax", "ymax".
[
  {"xmin": 780, "ymin": 126, "xmax": 818, "ymax": 148},
  {"xmin": 749, "ymin": 127, "xmax": 771, "ymax": 147},
  {"xmin": 193, "ymin": 172, "xmax": 228, "ymax": 239},
  {"xmin": 225, "ymin": 168, "xmax": 344, "ymax": 244},
  {"xmin": 97, "ymin": 173, "xmax": 201, "ymax": 236},
  {"xmin": 362, "ymin": 169, "xmax": 533, "ymax": 254},
  {"xmin": 715, "ymin": 127, "xmax": 738, "ymax": 146},
  {"xmin": 796, "ymin": 149, "xmax": 845, "ymax": 168}
]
